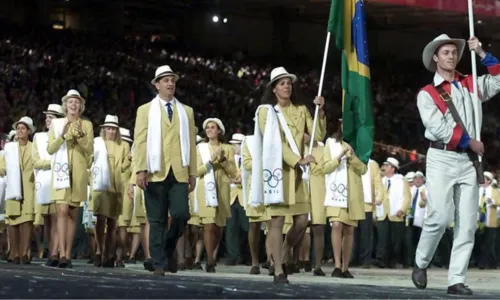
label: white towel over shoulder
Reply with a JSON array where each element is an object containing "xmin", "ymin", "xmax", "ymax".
[
  {"xmin": 51, "ymin": 118, "xmax": 70, "ymax": 189},
  {"xmin": 33, "ymin": 132, "xmax": 52, "ymax": 204},
  {"xmin": 147, "ymin": 96, "xmax": 190, "ymax": 173},
  {"xmin": 4, "ymin": 142, "xmax": 22, "ymax": 200},
  {"xmin": 250, "ymin": 105, "xmax": 284, "ymax": 207},
  {"xmin": 92, "ymin": 137, "xmax": 111, "ymax": 191},
  {"xmin": 324, "ymin": 138, "xmax": 348, "ymax": 208},
  {"xmin": 194, "ymin": 143, "xmax": 218, "ymax": 210}
]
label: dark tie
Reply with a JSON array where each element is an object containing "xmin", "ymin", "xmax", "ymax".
[
  {"xmin": 411, "ymin": 188, "xmax": 419, "ymax": 217},
  {"xmin": 166, "ymin": 102, "xmax": 173, "ymax": 122},
  {"xmin": 387, "ymin": 179, "xmax": 391, "ymax": 191},
  {"xmin": 238, "ymin": 157, "xmax": 242, "ymax": 168}
]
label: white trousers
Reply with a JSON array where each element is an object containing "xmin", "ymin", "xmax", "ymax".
[{"xmin": 415, "ymin": 148, "xmax": 478, "ymax": 286}]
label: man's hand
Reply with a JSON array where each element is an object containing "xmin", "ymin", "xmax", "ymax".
[
  {"xmin": 232, "ymin": 175, "xmax": 242, "ymax": 184},
  {"xmin": 127, "ymin": 184, "xmax": 134, "ymax": 201},
  {"xmin": 468, "ymin": 36, "xmax": 487, "ymax": 58},
  {"xmin": 188, "ymin": 175, "xmax": 196, "ymax": 193},
  {"xmin": 396, "ymin": 210, "xmax": 404, "ymax": 218},
  {"xmin": 136, "ymin": 171, "xmax": 148, "ymax": 190},
  {"xmin": 469, "ymin": 139, "xmax": 484, "ymax": 156},
  {"xmin": 420, "ymin": 190, "xmax": 427, "ymax": 202}
]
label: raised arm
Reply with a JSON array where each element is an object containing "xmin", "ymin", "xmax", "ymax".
[
  {"xmin": 477, "ymin": 53, "xmax": 500, "ymax": 102},
  {"xmin": 347, "ymin": 146, "xmax": 368, "ymax": 176},
  {"xmin": 220, "ymin": 145, "xmax": 237, "ymax": 179},
  {"xmin": 47, "ymin": 124, "xmax": 65, "ymax": 155},
  {"xmin": 322, "ymin": 141, "xmax": 340, "ymax": 175},
  {"xmin": 77, "ymin": 120, "xmax": 94, "ymax": 157}
]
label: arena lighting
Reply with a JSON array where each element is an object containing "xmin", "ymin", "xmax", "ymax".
[
  {"xmin": 223, "ymin": 18, "xmax": 227, "ymax": 23},
  {"xmin": 212, "ymin": 15, "xmax": 219, "ymax": 23}
]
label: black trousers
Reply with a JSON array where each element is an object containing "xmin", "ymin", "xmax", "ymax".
[
  {"xmin": 351, "ymin": 212, "xmax": 374, "ymax": 265},
  {"xmin": 144, "ymin": 170, "xmax": 189, "ymax": 270},
  {"xmin": 376, "ymin": 218, "xmax": 405, "ymax": 266}
]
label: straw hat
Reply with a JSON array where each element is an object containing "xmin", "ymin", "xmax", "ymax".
[
  {"xmin": 383, "ymin": 157, "xmax": 400, "ymax": 169},
  {"xmin": 61, "ymin": 89, "xmax": 85, "ymax": 104},
  {"xmin": 12, "ymin": 116, "xmax": 36, "ymax": 132},
  {"xmin": 229, "ymin": 133, "xmax": 245, "ymax": 144},
  {"xmin": 422, "ymin": 34, "xmax": 465, "ymax": 72},
  {"xmin": 267, "ymin": 67, "xmax": 297, "ymax": 87},
  {"xmin": 484, "ymin": 171, "xmax": 494, "ymax": 181},
  {"xmin": 100, "ymin": 115, "xmax": 119, "ymax": 128},
  {"xmin": 119, "ymin": 127, "xmax": 132, "ymax": 143},
  {"xmin": 203, "ymin": 118, "xmax": 225, "ymax": 135},
  {"xmin": 43, "ymin": 104, "xmax": 65, "ymax": 117},
  {"xmin": 151, "ymin": 65, "xmax": 179, "ymax": 85}
]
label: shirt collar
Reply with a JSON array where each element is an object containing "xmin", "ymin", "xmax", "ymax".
[
  {"xmin": 433, "ymin": 71, "xmax": 466, "ymax": 87},
  {"xmin": 158, "ymin": 95, "xmax": 175, "ymax": 106}
]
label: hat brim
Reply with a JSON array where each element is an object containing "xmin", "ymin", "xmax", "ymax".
[
  {"xmin": 122, "ymin": 136, "xmax": 133, "ymax": 143},
  {"xmin": 203, "ymin": 118, "xmax": 226, "ymax": 135},
  {"xmin": 383, "ymin": 161, "xmax": 399, "ymax": 169},
  {"xmin": 13, "ymin": 121, "xmax": 36, "ymax": 133},
  {"xmin": 267, "ymin": 73, "xmax": 297, "ymax": 87},
  {"xmin": 229, "ymin": 140, "xmax": 242, "ymax": 144},
  {"xmin": 62, "ymin": 94, "xmax": 86, "ymax": 104},
  {"xmin": 151, "ymin": 72, "xmax": 180, "ymax": 85},
  {"xmin": 422, "ymin": 38, "xmax": 466, "ymax": 72},
  {"xmin": 43, "ymin": 110, "xmax": 65, "ymax": 117},
  {"xmin": 101, "ymin": 123, "xmax": 120, "ymax": 128}
]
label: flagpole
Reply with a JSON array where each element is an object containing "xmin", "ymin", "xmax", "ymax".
[
  {"xmin": 467, "ymin": 0, "xmax": 482, "ymax": 163},
  {"xmin": 304, "ymin": 32, "xmax": 331, "ymax": 180}
]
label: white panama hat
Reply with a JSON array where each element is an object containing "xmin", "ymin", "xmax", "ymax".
[
  {"xmin": 61, "ymin": 89, "xmax": 85, "ymax": 104},
  {"xmin": 203, "ymin": 118, "xmax": 226, "ymax": 135},
  {"xmin": 100, "ymin": 115, "xmax": 120, "ymax": 128},
  {"xmin": 119, "ymin": 127, "xmax": 132, "ymax": 143},
  {"xmin": 13, "ymin": 116, "xmax": 36, "ymax": 133},
  {"xmin": 43, "ymin": 104, "xmax": 65, "ymax": 117},
  {"xmin": 229, "ymin": 133, "xmax": 245, "ymax": 144},
  {"xmin": 422, "ymin": 34, "xmax": 466, "ymax": 72},
  {"xmin": 383, "ymin": 157, "xmax": 400, "ymax": 169},
  {"xmin": 267, "ymin": 67, "xmax": 297, "ymax": 87},
  {"xmin": 151, "ymin": 65, "xmax": 179, "ymax": 85}
]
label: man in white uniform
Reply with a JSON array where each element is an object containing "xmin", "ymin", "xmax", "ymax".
[{"xmin": 412, "ymin": 34, "xmax": 500, "ymax": 296}]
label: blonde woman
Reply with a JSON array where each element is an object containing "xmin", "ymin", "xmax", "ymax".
[
  {"xmin": 322, "ymin": 120, "xmax": 367, "ymax": 278},
  {"xmin": 0, "ymin": 117, "xmax": 36, "ymax": 264},
  {"xmin": 91, "ymin": 115, "xmax": 130, "ymax": 268},
  {"xmin": 47, "ymin": 89, "xmax": 94, "ymax": 268},
  {"xmin": 195, "ymin": 118, "xmax": 237, "ymax": 272},
  {"xmin": 33, "ymin": 104, "xmax": 65, "ymax": 266}
]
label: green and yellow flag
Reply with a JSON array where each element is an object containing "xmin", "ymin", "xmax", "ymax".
[{"xmin": 328, "ymin": 0, "xmax": 374, "ymax": 164}]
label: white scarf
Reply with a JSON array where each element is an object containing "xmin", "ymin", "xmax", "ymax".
[
  {"xmin": 33, "ymin": 132, "xmax": 52, "ymax": 204},
  {"xmin": 250, "ymin": 105, "xmax": 283, "ymax": 207},
  {"xmin": 92, "ymin": 137, "xmax": 111, "ymax": 191},
  {"xmin": 274, "ymin": 105, "xmax": 308, "ymax": 181},
  {"xmin": 147, "ymin": 96, "xmax": 190, "ymax": 173},
  {"xmin": 361, "ymin": 159, "xmax": 373, "ymax": 204},
  {"xmin": 194, "ymin": 143, "xmax": 218, "ymax": 212},
  {"xmin": 0, "ymin": 151, "xmax": 7, "ymax": 205},
  {"xmin": 241, "ymin": 136, "xmax": 252, "ymax": 208},
  {"xmin": 4, "ymin": 142, "xmax": 22, "ymax": 200},
  {"xmin": 82, "ymin": 185, "xmax": 96, "ymax": 229},
  {"xmin": 383, "ymin": 174, "xmax": 405, "ymax": 216},
  {"xmin": 324, "ymin": 138, "xmax": 348, "ymax": 208},
  {"xmin": 51, "ymin": 118, "xmax": 70, "ymax": 189}
]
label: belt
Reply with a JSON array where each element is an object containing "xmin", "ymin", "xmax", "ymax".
[{"xmin": 429, "ymin": 141, "xmax": 468, "ymax": 153}]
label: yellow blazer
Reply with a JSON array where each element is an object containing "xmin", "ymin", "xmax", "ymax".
[
  {"xmin": 32, "ymin": 134, "xmax": 51, "ymax": 171},
  {"xmin": 230, "ymin": 154, "xmax": 243, "ymax": 206},
  {"xmin": 367, "ymin": 160, "xmax": 384, "ymax": 213},
  {"xmin": 195, "ymin": 143, "xmax": 237, "ymax": 219},
  {"xmin": 377, "ymin": 175, "xmax": 411, "ymax": 222},
  {"xmin": 0, "ymin": 142, "xmax": 35, "ymax": 223},
  {"xmin": 322, "ymin": 140, "xmax": 368, "ymax": 221},
  {"xmin": 133, "ymin": 100, "xmax": 197, "ymax": 183},
  {"xmin": 306, "ymin": 142, "xmax": 326, "ymax": 213},
  {"xmin": 47, "ymin": 118, "xmax": 94, "ymax": 205},
  {"xmin": 103, "ymin": 140, "xmax": 130, "ymax": 194},
  {"xmin": 257, "ymin": 104, "xmax": 326, "ymax": 206},
  {"xmin": 480, "ymin": 187, "xmax": 500, "ymax": 228},
  {"xmin": 241, "ymin": 141, "xmax": 266, "ymax": 218}
]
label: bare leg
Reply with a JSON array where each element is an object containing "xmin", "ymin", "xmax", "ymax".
[
  {"xmin": 248, "ymin": 222, "xmax": 261, "ymax": 267},
  {"xmin": 311, "ymin": 224, "xmax": 325, "ymax": 271},
  {"xmin": 342, "ymin": 225, "xmax": 355, "ymax": 272}
]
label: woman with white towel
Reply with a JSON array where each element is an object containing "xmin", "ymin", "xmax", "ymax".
[
  {"xmin": 322, "ymin": 120, "xmax": 367, "ymax": 278},
  {"xmin": 47, "ymin": 89, "xmax": 94, "ymax": 268},
  {"xmin": 254, "ymin": 67, "xmax": 326, "ymax": 284},
  {"xmin": 91, "ymin": 115, "xmax": 130, "ymax": 268},
  {"xmin": 32, "ymin": 104, "xmax": 65, "ymax": 267},
  {"xmin": 0, "ymin": 117, "xmax": 36, "ymax": 264},
  {"xmin": 195, "ymin": 118, "xmax": 237, "ymax": 272}
]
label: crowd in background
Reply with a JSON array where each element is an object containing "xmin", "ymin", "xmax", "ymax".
[{"xmin": 1, "ymin": 23, "xmax": 500, "ymax": 175}]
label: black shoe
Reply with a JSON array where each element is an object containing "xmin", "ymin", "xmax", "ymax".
[
  {"xmin": 249, "ymin": 266, "xmax": 260, "ymax": 275},
  {"xmin": 143, "ymin": 259, "xmax": 154, "ymax": 271},
  {"xmin": 447, "ymin": 283, "xmax": 473, "ymax": 295},
  {"xmin": 331, "ymin": 268, "xmax": 343, "ymax": 278},
  {"xmin": 313, "ymin": 268, "xmax": 325, "ymax": 276},
  {"xmin": 205, "ymin": 264, "xmax": 216, "ymax": 273},
  {"xmin": 411, "ymin": 266, "xmax": 427, "ymax": 289},
  {"xmin": 342, "ymin": 270, "xmax": 354, "ymax": 279},
  {"xmin": 273, "ymin": 273, "xmax": 289, "ymax": 285}
]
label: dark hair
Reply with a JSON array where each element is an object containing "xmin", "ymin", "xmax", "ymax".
[
  {"xmin": 204, "ymin": 121, "xmax": 225, "ymax": 143},
  {"xmin": 330, "ymin": 118, "xmax": 342, "ymax": 141},
  {"xmin": 261, "ymin": 77, "xmax": 307, "ymax": 106}
]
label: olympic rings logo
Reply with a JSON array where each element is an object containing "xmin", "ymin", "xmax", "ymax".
[
  {"xmin": 92, "ymin": 167, "xmax": 99, "ymax": 179},
  {"xmin": 54, "ymin": 163, "xmax": 70, "ymax": 177},
  {"xmin": 36, "ymin": 182, "xmax": 42, "ymax": 191},
  {"xmin": 263, "ymin": 168, "xmax": 283, "ymax": 188},
  {"xmin": 329, "ymin": 183, "xmax": 348, "ymax": 198},
  {"xmin": 206, "ymin": 182, "xmax": 216, "ymax": 191}
]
